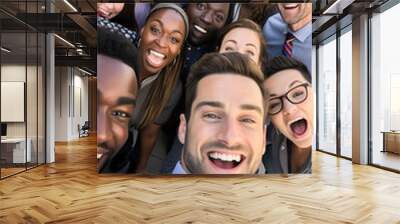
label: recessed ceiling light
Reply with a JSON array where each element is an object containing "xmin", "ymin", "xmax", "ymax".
[
  {"xmin": 78, "ymin": 67, "xmax": 92, "ymax": 76},
  {"xmin": 322, "ymin": 0, "xmax": 355, "ymax": 15},
  {"xmin": 54, "ymin": 34, "xmax": 75, "ymax": 48},
  {"xmin": 1, "ymin": 47, "xmax": 11, "ymax": 53},
  {"xmin": 63, "ymin": 0, "xmax": 78, "ymax": 12}
]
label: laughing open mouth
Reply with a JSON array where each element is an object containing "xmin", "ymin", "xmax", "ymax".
[
  {"xmin": 283, "ymin": 4, "xmax": 299, "ymax": 10},
  {"xmin": 194, "ymin": 24, "xmax": 207, "ymax": 34},
  {"xmin": 208, "ymin": 151, "xmax": 244, "ymax": 169},
  {"xmin": 146, "ymin": 49, "xmax": 166, "ymax": 67},
  {"xmin": 289, "ymin": 118, "xmax": 308, "ymax": 136}
]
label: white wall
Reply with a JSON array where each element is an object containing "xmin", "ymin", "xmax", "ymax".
[
  {"xmin": 1, "ymin": 65, "xmax": 26, "ymax": 145},
  {"xmin": 55, "ymin": 66, "xmax": 69, "ymax": 141},
  {"xmin": 1, "ymin": 65, "xmax": 34, "ymax": 137},
  {"xmin": 72, "ymin": 72, "xmax": 89, "ymax": 138},
  {"xmin": 54, "ymin": 66, "xmax": 89, "ymax": 141},
  {"xmin": 1, "ymin": 63, "xmax": 45, "ymax": 164}
]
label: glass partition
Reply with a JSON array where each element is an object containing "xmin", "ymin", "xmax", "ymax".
[
  {"xmin": 38, "ymin": 32, "xmax": 45, "ymax": 165},
  {"xmin": 1, "ymin": 31, "xmax": 28, "ymax": 177},
  {"xmin": 0, "ymin": 0, "xmax": 46, "ymax": 179},
  {"xmin": 27, "ymin": 31, "xmax": 38, "ymax": 169}
]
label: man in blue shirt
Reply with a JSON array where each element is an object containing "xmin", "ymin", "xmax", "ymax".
[
  {"xmin": 263, "ymin": 3, "xmax": 312, "ymax": 72},
  {"xmin": 172, "ymin": 52, "xmax": 267, "ymax": 174}
]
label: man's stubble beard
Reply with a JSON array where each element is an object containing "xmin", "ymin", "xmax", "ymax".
[{"xmin": 181, "ymin": 131, "xmax": 205, "ymax": 174}]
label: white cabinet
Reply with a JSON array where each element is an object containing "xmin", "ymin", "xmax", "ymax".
[{"xmin": 1, "ymin": 138, "xmax": 32, "ymax": 163}]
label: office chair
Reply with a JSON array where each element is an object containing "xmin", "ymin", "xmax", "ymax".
[{"xmin": 79, "ymin": 121, "xmax": 90, "ymax": 138}]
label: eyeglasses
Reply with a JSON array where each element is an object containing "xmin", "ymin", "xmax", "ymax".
[{"xmin": 267, "ymin": 83, "xmax": 310, "ymax": 115}]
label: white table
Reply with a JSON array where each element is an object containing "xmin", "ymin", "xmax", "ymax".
[{"xmin": 1, "ymin": 138, "xmax": 31, "ymax": 163}]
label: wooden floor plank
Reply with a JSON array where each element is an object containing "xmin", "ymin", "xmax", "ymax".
[{"xmin": 0, "ymin": 135, "xmax": 399, "ymax": 223}]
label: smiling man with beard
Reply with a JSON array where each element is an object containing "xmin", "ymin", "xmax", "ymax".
[
  {"xmin": 263, "ymin": 56, "xmax": 314, "ymax": 174},
  {"xmin": 160, "ymin": 3, "xmax": 234, "ymax": 172},
  {"xmin": 263, "ymin": 3, "xmax": 312, "ymax": 72},
  {"xmin": 172, "ymin": 52, "xmax": 268, "ymax": 174}
]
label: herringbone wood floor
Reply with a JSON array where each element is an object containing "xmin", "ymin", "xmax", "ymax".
[{"xmin": 0, "ymin": 135, "xmax": 399, "ymax": 223}]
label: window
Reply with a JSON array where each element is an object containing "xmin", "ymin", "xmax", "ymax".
[
  {"xmin": 317, "ymin": 36, "xmax": 337, "ymax": 154},
  {"xmin": 370, "ymin": 2, "xmax": 400, "ymax": 171},
  {"xmin": 339, "ymin": 28, "xmax": 352, "ymax": 158}
]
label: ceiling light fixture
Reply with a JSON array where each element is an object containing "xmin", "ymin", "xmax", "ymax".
[
  {"xmin": 54, "ymin": 34, "xmax": 75, "ymax": 48},
  {"xmin": 322, "ymin": 0, "xmax": 355, "ymax": 15},
  {"xmin": 1, "ymin": 47, "xmax": 11, "ymax": 53},
  {"xmin": 78, "ymin": 67, "xmax": 93, "ymax": 76},
  {"xmin": 323, "ymin": 0, "xmax": 341, "ymax": 14},
  {"xmin": 63, "ymin": 0, "xmax": 78, "ymax": 12}
]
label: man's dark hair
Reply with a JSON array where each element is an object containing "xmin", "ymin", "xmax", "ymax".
[
  {"xmin": 182, "ymin": 3, "xmax": 235, "ymax": 25},
  {"xmin": 97, "ymin": 26, "xmax": 138, "ymax": 73},
  {"xmin": 185, "ymin": 52, "xmax": 267, "ymax": 121},
  {"xmin": 264, "ymin": 56, "xmax": 312, "ymax": 83}
]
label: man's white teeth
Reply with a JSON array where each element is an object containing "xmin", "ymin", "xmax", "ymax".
[
  {"xmin": 284, "ymin": 4, "xmax": 298, "ymax": 8},
  {"xmin": 194, "ymin": 25, "xmax": 207, "ymax": 34},
  {"xmin": 209, "ymin": 152, "xmax": 241, "ymax": 162},
  {"xmin": 149, "ymin": 50, "xmax": 165, "ymax": 59}
]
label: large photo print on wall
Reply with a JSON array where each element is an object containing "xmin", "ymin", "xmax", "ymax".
[{"xmin": 97, "ymin": 2, "xmax": 313, "ymax": 174}]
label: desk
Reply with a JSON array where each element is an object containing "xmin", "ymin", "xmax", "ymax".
[
  {"xmin": 1, "ymin": 138, "xmax": 31, "ymax": 163},
  {"xmin": 382, "ymin": 131, "xmax": 400, "ymax": 154}
]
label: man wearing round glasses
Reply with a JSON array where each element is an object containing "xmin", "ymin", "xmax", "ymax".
[{"xmin": 262, "ymin": 56, "xmax": 313, "ymax": 174}]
